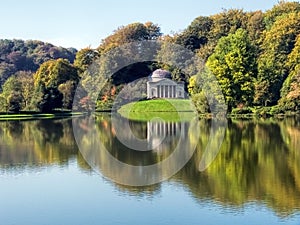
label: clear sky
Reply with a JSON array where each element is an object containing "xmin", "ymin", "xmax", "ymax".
[{"xmin": 0, "ymin": 0, "xmax": 281, "ymax": 49}]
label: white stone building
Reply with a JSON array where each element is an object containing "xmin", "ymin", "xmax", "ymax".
[{"xmin": 147, "ymin": 69, "xmax": 185, "ymax": 99}]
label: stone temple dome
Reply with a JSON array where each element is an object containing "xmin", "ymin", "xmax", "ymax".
[{"xmin": 151, "ymin": 69, "xmax": 172, "ymax": 79}]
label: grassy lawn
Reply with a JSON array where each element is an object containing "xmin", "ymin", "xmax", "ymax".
[
  {"xmin": 0, "ymin": 112, "xmax": 83, "ymax": 121},
  {"xmin": 118, "ymin": 99, "xmax": 195, "ymax": 112},
  {"xmin": 117, "ymin": 99, "xmax": 198, "ymax": 122}
]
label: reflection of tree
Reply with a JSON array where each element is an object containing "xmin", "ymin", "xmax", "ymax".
[
  {"xmin": 95, "ymin": 114, "xmax": 181, "ymax": 166},
  {"xmin": 76, "ymin": 113, "xmax": 195, "ymax": 186},
  {"xmin": 177, "ymin": 118, "xmax": 300, "ymax": 216},
  {"xmin": 1, "ymin": 116, "xmax": 300, "ymax": 216},
  {"xmin": 76, "ymin": 115, "xmax": 300, "ymax": 215},
  {"xmin": 0, "ymin": 119, "xmax": 80, "ymax": 168}
]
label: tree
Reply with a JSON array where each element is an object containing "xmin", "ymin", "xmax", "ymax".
[
  {"xmin": 0, "ymin": 95, "xmax": 8, "ymax": 112},
  {"xmin": 33, "ymin": 59, "xmax": 79, "ymax": 112},
  {"xmin": 98, "ymin": 22, "xmax": 162, "ymax": 52},
  {"xmin": 58, "ymin": 80, "xmax": 77, "ymax": 109},
  {"xmin": 0, "ymin": 39, "xmax": 77, "ymax": 87},
  {"xmin": 79, "ymin": 22, "xmax": 162, "ymax": 111},
  {"xmin": 278, "ymin": 35, "xmax": 300, "ymax": 111},
  {"xmin": 206, "ymin": 29, "xmax": 257, "ymax": 110},
  {"xmin": 0, "ymin": 62, "xmax": 16, "ymax": 89},
  {"xmin": 209, "ymin": 9, "xmax": 248, "ymax": 43},
  {"xmin": 0, "ymin": 76, "xmax": 23, "ymax": 112},
  {"xmin": 175, "ymin": 16, "xmax": 213, "ymax": 51},
  {"xmin": 264, "ymin": 1, "xmax": 300, "ymax": 30},
  {"xmin": 246, "ymin": 11, "xmax": 265, "ymax": 45},
  {"xmin": 188, "ymin": 75, "xmax": 209, "ymax": 113},
  {"xmin": 74, "ymin": 47, "xmax": 100, "ymax": 74},
  {"xmin": 15, "ymin": 71, "xmax": 34, "ymax": 110},
  {"xmin": 255, "ymin": 12, "xmax": 300, "ymax": 106}
]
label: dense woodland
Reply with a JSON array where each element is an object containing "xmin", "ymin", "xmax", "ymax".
[{"xmin": 1, "ymin": 1, "xmax": 300, "ymax": 114}]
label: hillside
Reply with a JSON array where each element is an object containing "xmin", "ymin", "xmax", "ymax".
[
  {"xmin": 117, "ymin": 99, "xmax": 196, "ymax": 121},
  {"xmin": 0, "ymin": 39, "xmax": 77, "ymax": 86}
]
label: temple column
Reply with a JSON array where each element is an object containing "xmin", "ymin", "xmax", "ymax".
[
  {"xmin": 166, "ymin": 85, "xmax": 169, "ymax": 98},
  {"xmin": 174, "ymin": 86, "xmax": 176, "ymax": 98},
  {"xmin": 173, "ymin": 86, "xmax": 176, "ymax": 98},
  {"xmin": 166, "ymin": 85, "xmax": 168, "ymax": 98},
  {"xmin": 165, "ymin": 86, "xmax": 167, "ymax": 98}
]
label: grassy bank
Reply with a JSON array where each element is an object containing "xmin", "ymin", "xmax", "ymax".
[
  {"xmin": 0, "ymin": 112, "xmax": 84, "ymax": 121},
  {"xmin": 117, "ymin": 99, "xmax": 198, "ymax": 122},
  {"xmin": 117, "ymin": 98, "xmax": 300, "ymax": 121},
  {"xmin": 118, "ymin": 99, "xmax": 195, "ymax": 112}
]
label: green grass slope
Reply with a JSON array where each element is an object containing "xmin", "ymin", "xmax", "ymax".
[{"xmin": 117, "ymin": 99, "xmax": 197, "ymax": 122}]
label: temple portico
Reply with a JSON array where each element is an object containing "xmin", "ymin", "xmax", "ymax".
[{"xmin": 147, "ymin": 69, "xmax": 185, "ymax": 99}]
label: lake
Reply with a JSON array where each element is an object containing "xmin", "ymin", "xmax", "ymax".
[{"xmin": 0, "ymin": 114, "xmax": 300, "ymax": 225}]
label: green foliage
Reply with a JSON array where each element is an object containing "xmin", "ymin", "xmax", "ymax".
[
  {"xmin": 206, "ymin": 28, "xmax": 257, "ymax": 110},
  {"xmin": 188, "ymin": 75, "xmax": 210, "ymax": 113},
  {"xmin": 231, "ymin": 107, "xmax": 254, "ymax": 115},
  {"xmin": 188, "ymin": 68, "xmax": 227, "ymax": 114},
  {"xmin": 0, "ymin": 76, "xmax": 24, "ymax": 112},
  {"xmin": 175, "ymin": 16, "xmax": 213, "ymax": 51}
]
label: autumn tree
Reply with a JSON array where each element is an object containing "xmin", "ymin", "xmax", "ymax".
[
  {"xmin": 15, "ymin": 71, "xmax": 34, "ymax": 109},
  {"xmin": 98, "ymin": 22, "xmax": 162, "ymax": 53},
  {"xmin": 58, "ymin": 80, "xmax": 77, "ymax": 109},
  {"xmin": 74, "ymin": 47, "xmax": 100, "ymax": 74},
  {"xmin": 33, "ymin": 59, "xmax": 79, "ymax": 112},
  {"xmin": 79, "ymin": 22, "xmax": 163, "ymax": 110},
  {"xmin": 209, "ymin": 9, "xmax": 248, "ymax": 43},
  {"xmin": 255, "ymin": 12, "xmax": 300, "ymax": 106},
  {"xmin": 264, "ymin": 1, "xmax": 300, "ymax": 30},
  {"xmin": 278, "ymin": 35, "xmax": 300, "ymax": 111},
  {"xmin": 246, "ymin": 11, "xmax": 265, "ymax": 45},
  {"xmin": 0, "ymin": 39, "xmax": 76, "ymax": 87}
]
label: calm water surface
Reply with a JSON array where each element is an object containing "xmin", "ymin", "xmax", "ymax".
[{"xmin": 0, "ymin": 115, "xmax": 300, "ymax": 225}]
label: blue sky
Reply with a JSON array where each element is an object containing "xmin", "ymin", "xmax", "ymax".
[{"xmin": 1, "ymin": 0, "xmax": 281, "ymax": 49}]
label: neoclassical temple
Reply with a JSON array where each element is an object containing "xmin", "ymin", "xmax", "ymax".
[{"xmin": 147, "ymin": 69, "xmax": 185, "ymax": 99}]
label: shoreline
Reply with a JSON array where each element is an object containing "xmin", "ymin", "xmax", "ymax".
[{"xmin": 0, "ymin": 110, "xmax": 299, "ymax": 122}]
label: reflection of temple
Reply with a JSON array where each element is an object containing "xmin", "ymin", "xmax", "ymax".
[
  {"xmin": 147, "ymin": 120, "xmax": 188, "ymax": 150},
  {"xmin": 147, "ymin": 69, "xmax": 185, "ymax": 99}
]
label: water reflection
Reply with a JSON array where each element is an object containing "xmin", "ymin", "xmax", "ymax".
[
  {"xmin": 73, "ymin": 114, "xmax": 197, "ymax": 186},
  {"xmin": 179, "ymin": 117, "xmax": 300, "ymax": 217},
  {"xmin": 0, "ymin": 119, "xmax": 90, "ymax": 170},
  {"xmin": 0, "ymin": 116, "xmax": 300, "ymax": 217}
]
